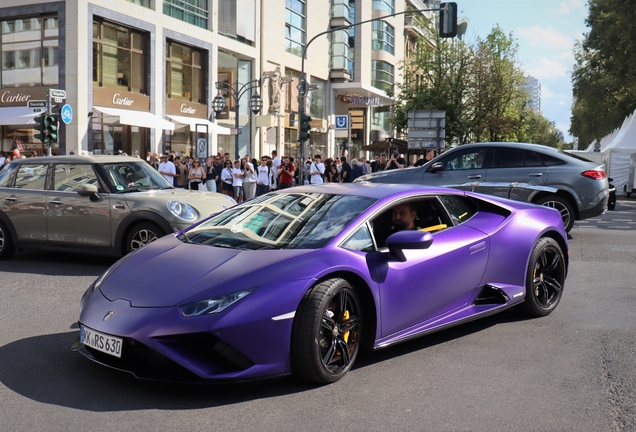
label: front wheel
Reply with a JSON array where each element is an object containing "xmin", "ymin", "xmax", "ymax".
[
  {"xmin": 521, "ymin": 237, "xmax": 566, "ymax": 317},
  {"xmin": 0, "ymin": 219, "xmax": 15, "ymax": 260},
  {"xmin": 535, "ymin": 195, "xmax": 575, "ymax": 233},
  {"xmin": 124, "ymin": 221, "xmax": 163, "ymax": 255},
  {"xmin": 291, "ymin": 278, "xmax": 362, "ymax": 384}
]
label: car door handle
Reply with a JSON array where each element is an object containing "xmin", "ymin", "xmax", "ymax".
[
  {"xmin": 112, "ymin": 204, "xmax": 126, "ymax": 210},
  {"xmin": 528, "ymin": 173, "xmax": 543, "ymax": 177},
  {"xmin": 49, "ymin": 199, "xmax": 64, "ymax": 205},
  {"xmin": 4, "ymin": 196, "xmax": 18, "ymax": 202},
  {"xmin": 467, "ymin": 175, "xmax": 482, "ymax": 179}
]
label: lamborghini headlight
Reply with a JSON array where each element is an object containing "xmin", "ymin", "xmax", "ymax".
[
  {"xmin": 167, "ymin": 200, "xmax": 198, "ymax": 222},
  {"xmin": 179, "ymin": 289, "xmax": 256, "ymax": 317}
]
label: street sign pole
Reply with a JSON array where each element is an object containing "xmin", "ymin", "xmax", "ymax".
[{"xmin": 46, "ymin": 88, "xmax": 52, "ymax": 156}]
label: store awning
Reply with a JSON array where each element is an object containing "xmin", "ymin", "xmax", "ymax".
[
  {"xmin": 94, "ymin": 106, "xmax": 175, "ymax": 131},
  {"xmin": 167, "ymin": 114, "xmax": 232, "ymax": 135},
  {"xmin": 0, "ymin": 106, "xmax": 39, "ymax": 125},
  {"xmin": 361, "ymin": 139, "xmax": 408, "ymax": 154}
]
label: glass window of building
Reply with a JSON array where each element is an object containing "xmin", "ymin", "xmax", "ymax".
[
  {"xmin": 285, "ymin": 68, "xmax": 301, "ymax": 114},
  {"xmin": 371, "ymin": 60, "xmax": 394, "ymax": 93},
  {"xmin": 219, "ymin": 0, "xmax": 256, "ymax": 45},
  {"xmin": 347, "ymin": 0, "xmax": 355, "ymax": 81},
  {"xmin": 127, "ymin": 0, "xmax": 152, "ymax": 7},
  {"xmin": 166, "ymin": 41, "xmax": 205, "ymax": 103},
  {"xmin": 372, "ymin": 20, "xmax": 394, "ymax": 55},
  {"xmin": 163, "ymin": 0, "xmax": 209, "ymax": 30},
  {"xmin": 309, "ymin": 77, "xmax": 326, "ymax": 120},
  {"xmin": 284, "ymin": 127, "xmax": 298, "ymax": 159},
  {"xmin": 93, "ymin": 20, "xmax": 147, "ymax": 94},
  {"xmin": 285, "ymin": 0, "xmax": 306, "ymax": 56},
  {"xmin": 372, "ymin": 0, "xmax": 395, "ymax": 13},
  {"xmin": 1, "ymin": 16, "xmax": 59, "ymax": 87}
]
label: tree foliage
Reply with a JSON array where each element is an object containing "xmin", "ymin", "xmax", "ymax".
[
  {"xmin": 393, "ymin": 24, "xmax": 558, "ymax": 147},
  {"xmin": 571, "ymin": 0, "xmax": 636, "ymax": 147}
]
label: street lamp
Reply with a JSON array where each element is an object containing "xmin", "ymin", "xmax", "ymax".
[{"xmin": 211, "ymin": 78, "xmax": 263, "ymax": 158}]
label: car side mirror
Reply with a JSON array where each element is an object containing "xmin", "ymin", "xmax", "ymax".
[
  {"xmin": 386, "ymin": 230, "xmax": 434, "ymax": 262},
  {"xmin": 429, "ymin": 162, "xmax": 443, "ymax": 172},
  {"xmin": 76, "ymin": 184, "xmax": 99, "ymax": 197}
]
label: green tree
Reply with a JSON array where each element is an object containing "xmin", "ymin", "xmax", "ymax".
[{"xmin": 571, "ymin": 0, "xmax": 636, "ymax": 146}]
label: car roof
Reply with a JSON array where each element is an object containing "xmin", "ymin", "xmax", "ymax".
[
  {"xmin": 457, "ymin": 142, "xmax": 561, "ymax": 153},
  {"xmin": 276, "ymin": 182, "xmax": 463, "ymax": 199},
  {"xmin": 7, "ymin": 155, "xmax": 144, "ymax": 164}
]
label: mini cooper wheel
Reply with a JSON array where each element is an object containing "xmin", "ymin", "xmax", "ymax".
[
  {"xmin": 125, "ymin": 221, "xmax": 163, "ymax": 254},
  {"xmin": 522, "ymin": 237, "xmax": 565, "ymax": 317},
  {"xmin": 291, "ymin": 278, "xmax": 362, "ymax": 384},
  {"xmin": 535, "ymin": 195, "xmax": 575, "ymax": 233},
  {"xmin": 0, "ymin": 219, "xmax": 15, "ymax": 260}
]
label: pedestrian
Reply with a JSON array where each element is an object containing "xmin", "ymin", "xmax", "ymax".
[
  {"xmin": 386, "ymin": 150, "xmax": 406, "ymax": 170},
  {"xmin": 188, "ymin": 158, "xmax": 206, "ymax": 190},
  {"xmin": 174, "ymin": 156, "xmax": 187, "ymax": 188},
  {"xmin": 327, "ymin": 164, "xmax": 339, "ymax": 183},
  {"xmin": 256, "ymin": 156, "xmax": 273, "ymax": 196},
  {"xmin": 374, "ymin": 154, "xmax": 387, "ymax": 172},
  {"xmin": 204, "ymin": 157, "xmax": 218, "ymax": 192},
  {"xmin": 231, "ymin": 160, "xmax": 244, "ymax": 202},
  {"xmin": 339, "ymin": 156, "xmax": 352, "ymax": 182},
  {"xmin": 158, "ymin": 153, "xmax": 176, "ymax": 184},
  {"xmin": 277, "ymin": 156, "xmax": 295, "ymax": 189},
  {"xmin": 414, "ymin": 148, "xmax": 435, "ymax": 167},
  {"xmin": 242, "ymin": 158, "xmax": 257, "ymax": 200},
  {"xmin": 220, "ymin": 159, "xmax": 234, "ymax": 196},
  {"xmin": 350, "ymin": 158, "xmax": 363, "ymax": 182},
  {"xmin": 310, "ymin": 155, "xmax": 325, "ymax": 184}
]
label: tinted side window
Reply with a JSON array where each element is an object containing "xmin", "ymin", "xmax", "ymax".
[
  {"xmin": 438, "ymin": 195, "xmax": 477, "ymax": 225},
  {"xmin": 524, "ymin": 151, "xmax": 544, "ymax": 167},
  {"xmin": 492, "ymin": 147, "xmax": 524, "ymax": 168},
  {"xmin": 438, "ymin": 147, "xmax": 489, "ymax": 170},
  {"xmin": 53, "ymin": 164, "xmax": 100, "ymax": 192},
  {"xmin": 342, "ymin": 224, "xmax": 375, "ymax": 252},
  {"xmin": 0, "ymin": 164, "xmax": 17, "ymax": 187},
  {"xmin": 14, "ymin": 164, "xmax": 48, "ymax": 190},
  {"xmin": 537, "ymin": 152, "xmax": 565, "ymax": 166}
]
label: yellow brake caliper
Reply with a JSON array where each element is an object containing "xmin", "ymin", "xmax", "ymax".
[{"xmin": 342, "ymin": 310, "xmax": 350, "ymax": 343}]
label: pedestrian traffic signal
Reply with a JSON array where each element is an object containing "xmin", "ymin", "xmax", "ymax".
[
  {"xmin": 33, "ymin": 114, "xmax": 47, "ymax": 143},
  {"xmin": 299, "ymin": 113, "xmax": 312, "ymax": 141},
  {"xmin": 439, "ymin": 2, "xmax": 458, "ymax": 38},
  {"xmin": 45, "ymin": 114, "xmax": 59, "ymax": 143}
]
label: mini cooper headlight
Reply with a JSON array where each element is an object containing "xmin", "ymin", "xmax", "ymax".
[
  {"xmin": 167, "ymin": 200, "xmax": 198, "ymax": 222},
  {"xmin": 179, "ymin": 289, "xmax": 256, "ymax": 317}
]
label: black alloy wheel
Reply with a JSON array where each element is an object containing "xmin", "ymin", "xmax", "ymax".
[
  {"xmin": 536, "ymin": 195, "xmax": 575, "ymax": 233},
  {"xmin": 521, "ymin": 237, "xmax": 566, "ymax": 317},
  {"xmin": 291, "ymin": 278, "xmax": 362, "ymax": 384},
  {"xmin": 0, "ymin": 219, "xmax": 15, "ymax": 260}
]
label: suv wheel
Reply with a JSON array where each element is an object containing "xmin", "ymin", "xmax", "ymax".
[{"xmin": 535, "ymin": 195, "xmax": 575, "ymax": 233}]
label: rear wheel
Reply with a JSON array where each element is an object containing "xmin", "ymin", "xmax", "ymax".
[
  {"xmin": 124, "ymin": 221, "xmax": 163, "ymax": 254},
  {"xmin": 535, "ymin": 195, "xmax": 575, "ymax": 233},
  {"xmin": 291, "ymin": 278, "xmax": 362, "ymax": 384},
  {"xmin": 0, "ymin": 219, "xmax": 15, "ymax": 260},
  {"xmin": 521, "ymin": 237, "xmax": 566, "ymax": 317}
]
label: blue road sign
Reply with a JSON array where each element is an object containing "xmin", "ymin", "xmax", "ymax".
[
  {"xmin": 335, "ymin": 115, "xmax": 348, "ymax": 130},
  {"xmin": 61, "ymin": 104, "xmax": 73, "ymax": 124}
]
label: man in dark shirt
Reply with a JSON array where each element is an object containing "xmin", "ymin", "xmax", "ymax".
[
  {"xmin": 386, "ymin": 150, "xmax": 406, "ymax": 170},
  {"xmin": 277, "ymin": 156, "xmax": 295, "ymax": 189},
  {"xmin": 373, "ymin": 154, "xmax": 387, "ymax": 172},
  {"xmin": 339, "ymin": 156, "xmax": 352, "ymax": 182},
  {"xmin": 391, "ymin": 202, "xmax": 419, "ymax": 232},
  {"xmin": 414, "ymin": 149, "xmax": 435, "ymax": 167}
]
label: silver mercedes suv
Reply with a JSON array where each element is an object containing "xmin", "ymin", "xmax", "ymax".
[
  {"xmin": 0, "ymin": 155, "xmax": 236, "ymax": 259},
  {"xmin": 356, "ymin": 142, "xmax": 609, "ymax": 232}
]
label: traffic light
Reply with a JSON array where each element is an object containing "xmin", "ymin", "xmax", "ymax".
[
  {"xmin": 299, "ymin": 113, "xmax": 312, "ymax": 141},
  {"xmin": 439, "ymin": 2, "xmax": 458, "ymax": 38},
  {"xmin": 45, "ymin": 114, "xmax": 59, "ymax": 143},
  {"xmin": 33, "ymin": 114, "xmax": 47, "ymax": 143}
]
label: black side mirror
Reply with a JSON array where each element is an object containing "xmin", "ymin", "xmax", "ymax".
[
  {"xmin": 386, "ymin": 230, "xmax": 434, "ymax": 262},
  {"xmin": 429, "ymin": 162, "xmax": 444, "ymax": 173}
]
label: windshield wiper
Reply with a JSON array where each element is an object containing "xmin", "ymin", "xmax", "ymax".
[
  {"xmin": 212, "ymin": 243, "xmax": 235, "ymax": 249},
  {"xmin": 120, "ymin": 188, "xmax": 142, "ymax": 193},
  {"xmin": 160, "ymin": 186, "xmax": 174, "ymax": 190}
]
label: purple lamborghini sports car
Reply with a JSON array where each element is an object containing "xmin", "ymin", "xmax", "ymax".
[{"xmin": 74, "ymin": 183, "xmax": 568, "ymax": 384}]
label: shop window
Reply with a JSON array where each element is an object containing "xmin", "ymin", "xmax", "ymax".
[{"xmin": 166, "ymin": 41, "xmax": 205, "ymax": 103}]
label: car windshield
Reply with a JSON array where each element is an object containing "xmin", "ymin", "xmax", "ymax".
[
  {"xmin": 101, "ymin": 162, "xmax": 173, "ymax": 192},
  {"xmin": 181, "ymin": 192, "xmax": 376, "ymax": 250}
]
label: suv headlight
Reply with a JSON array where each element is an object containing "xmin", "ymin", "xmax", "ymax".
[
  {"xmin": 179, "ymin": 289, "xmax": 256, "ymax": 317},
  {"xmin": 168, "ymin": 200, "xmax": 198, "ymax": 222}
]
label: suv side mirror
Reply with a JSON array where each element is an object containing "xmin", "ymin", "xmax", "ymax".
[
  {"xmin": 386, "ymin": 230, "xmax": 434, "ymax": 262},
  {"xmin": 429, "ymin": 162, "xmax": 444, "ymax": 172}
]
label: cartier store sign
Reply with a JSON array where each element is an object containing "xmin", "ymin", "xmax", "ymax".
[
  {"xmin": 93, "ymin": 86, "xmax": 150, "ymax": 111},
  {"xmin": 166, "ymin": 99, "xmax": 207, "ymax": 119},
  {"xmin": 0, "ymin": 86, "xmax": 51, "ymax": 107}
]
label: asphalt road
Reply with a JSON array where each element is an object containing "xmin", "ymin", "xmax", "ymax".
[{"xmin": 1, "ymin": 201, "xmax": 635, "ymax": 431}]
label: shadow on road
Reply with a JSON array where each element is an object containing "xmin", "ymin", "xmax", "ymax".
[
  {"xmin": 0, "ymin": 250, "xmax": 115, "ymax": 276},
  {"xmin": 0, "ymin": 309, "xmax": 529, "ymax": 412}
]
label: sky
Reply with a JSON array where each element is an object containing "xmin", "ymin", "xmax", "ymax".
[{"xmin": 457, "ymin": 0, "xmax": 589, "ymax": 141}]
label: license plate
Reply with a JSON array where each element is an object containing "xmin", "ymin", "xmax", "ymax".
[{"xmin": 80, "ymin": 325, "xmax": 123, "ymax": 358}]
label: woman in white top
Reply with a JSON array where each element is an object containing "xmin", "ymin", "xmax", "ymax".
[
  {"xmin": 220, "ymin": 160, "xmax": 234, "ymax": 197},
  {"xmin": 188, "ymin": 159, "xmax": 206, "ymax": 190},
  {"xmin": 242, "ymin": 158, "xmax": 257, "ymax": 201},
  {"xmin": 231, "ymin": 160, "xmax": 245, "ymax": 203}
]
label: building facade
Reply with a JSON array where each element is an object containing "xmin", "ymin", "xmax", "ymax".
[
  {"xmin": 524, "ymin": 75, "xmax": 542, "ymax": 113},
  {"xmin": 1, "ymin": 0, "xmax": 438, "ymax": 161}
]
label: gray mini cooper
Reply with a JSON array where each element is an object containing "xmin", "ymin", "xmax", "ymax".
[
  {"xmin": 0, "ymin": 155, "xmax": 235, "ymax": 259},
  {"xmin": 356, "ymin": 142, "xmax": 609, "ymax": 232}
]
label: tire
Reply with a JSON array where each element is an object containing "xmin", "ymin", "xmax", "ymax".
[
  {"xmin": 521, "ymin": 237, "xmax": 566, "ymax": 317},
  {"xmin": 535, "ymin": 195, "xmax": 575, "ymax": 233},
  {"xmin": 291, "ymin": 278, "xmax": 362, "ymax": 384},
  {"xmin": 124, "ymin": 221, "xmax": 163, "ymax": 254},
  {"xmin": 0, "ymin": 219, "xmax": 15, "ymax": 260}
]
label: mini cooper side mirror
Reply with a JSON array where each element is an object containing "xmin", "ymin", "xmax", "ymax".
[{"xmin": 76, "ymin": 184, "xmax": 99, "ymax": 197}]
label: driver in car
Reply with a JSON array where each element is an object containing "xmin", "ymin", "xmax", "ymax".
[{"xmin": 391, "ymin": 203, "xmax": 420, "ymax": 233}]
